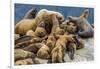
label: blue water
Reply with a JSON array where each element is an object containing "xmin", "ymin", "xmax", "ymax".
[{"xmin": 15, "ymin": 3, "xmax": 94, "ymax": 24}]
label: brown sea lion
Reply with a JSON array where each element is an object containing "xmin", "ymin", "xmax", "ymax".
[
  {"xmin": 14, "ymin": 49, "xmax": 35, "ymax": 61},
  {"xmin": 37, "ymin": 44, "xmax": 50, "ymax": 59},
  {"xmin": 22, "ymin": 43, "xmax": 43, "ymax": 54},
  {"xmin": 51, "ymin": 34, "xmax": 75, "ymax": 63},
  {"xmin": 15, "ymin": 19, "xmax": 37, "ymax": 36},
  {"xmin": 35, "ymin": 9, "xmax": 64, "ymax": 34},
  {"xmin": 46, "ymin": 35, "xmax": 56, "ymax": 52},
  {"xmin": 51, "ymin": 45, "xmax": 65, "ymax": 63}
]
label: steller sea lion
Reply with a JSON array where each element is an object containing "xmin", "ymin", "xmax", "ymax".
[{"xmin": 68, "ymin": 9, "xmax": 94, "ymax": 38}]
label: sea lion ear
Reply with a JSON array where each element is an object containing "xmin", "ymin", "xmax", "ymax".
[{"xmin": 80, "ymin": 9, "xmax": 89, "ymax": 19}]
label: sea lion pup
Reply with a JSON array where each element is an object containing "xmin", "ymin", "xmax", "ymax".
[
  {"xmin": 66, "ymin": 21, "xmax": 78, "ymax": 34},
  {"xmin": 15, "ymin": 58, "xmax": 34, "ymax": 65},
  {"xmin": 68, "ymin": 9, "xmax": 94, "ymax": 38},
  {"xmin": 46, "ymin": 35, "xmax": 56, "ymax": 52},
  {"xmin": 14, "ymin": 49, "xmax": 35, "ymax": 61},
  {"xmin": 24, "ymin": 8, "xmax": 37, "ymax": 19},
  {"xmin": 22, "ymin": 43, "xmax": 44, "ymax": 54},
  {"xmin": 15, "ymin": 19, "xmax": 37, "ymax": 36},
  {"xmin": 34, "ymin": 22, "xmax": 48, "ymax": 38},
  {"xmin": 51, "ymin": 34, "xmax": 75, "ymax": 63},
  {"xmin": 26, "ymin": 28, "xmax": 47, "ymax": 38},
  {"xmin": 37, "ymin": 44, "xmax": 50, "ymax": 59}
]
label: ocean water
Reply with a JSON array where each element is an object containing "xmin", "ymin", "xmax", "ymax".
[{"xmin": 15, "ymin": 3, "xmax": 94, "ymax": 24}]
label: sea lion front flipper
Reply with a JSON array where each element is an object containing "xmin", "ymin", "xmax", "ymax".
[{"xmin": 78, "ymin": 30, "xmax": 94, "ymax": 38}]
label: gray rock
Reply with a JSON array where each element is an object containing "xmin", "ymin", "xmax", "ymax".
[{"xmin": 64, "ymin": 38, "xmax": 94, "ymax": 62}]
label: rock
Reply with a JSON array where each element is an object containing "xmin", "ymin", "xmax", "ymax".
[
  {"xmin": 64, "ymin": 37, "xmax": 94, "ymax": 62},
  {"xmin": 34, "ymin": 57, "xmax": 48, "ymax": 64},
  {"xmin": 14, "ymin": 34, "xmax": 20, "ymax": 40},
  {"xmin": 15, "ymin": 58, "xmax": 34, "ymax": 65}
]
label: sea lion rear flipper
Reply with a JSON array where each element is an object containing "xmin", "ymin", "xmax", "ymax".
[{"xmin": 67, "ymin": 46, "xmax": 75, "ymax": 60}]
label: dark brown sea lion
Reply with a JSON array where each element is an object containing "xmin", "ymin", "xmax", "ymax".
[
  {"xmin": 15, "ymin": 35, "xmax": 33, "ymax": 44},
  {"xmin": 15, "ymin": 37, "xmax": 47, "ymax": 49},
  {"xmin": 22, "ymin": 43, "xmax": 43, "ymax": 54},
  {"xmin": 24, "ymin": 8, "xmax": 38, "ymax": 19}
]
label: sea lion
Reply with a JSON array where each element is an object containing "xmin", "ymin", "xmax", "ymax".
[
  {"xmin": 37, "ymin": 44, "xmax": 50, "ymax": 59},
  {"xmin": 51, "ymin": 34, "xmax": 75, "ymax": 63},
  {"xmin": 46, "ymin": 35, "xmax": 56, "ymax": 52},
  {"xmin": 15, "ymin": 19, "xmax": 37, "ymax": 36},
  {"xmin": 68, "ymin": 9, "xmax": 94, "ymax": 38},
  {"xmin": 14, "ymin": 49, "xmax": 35, "ymax": 61},
  {"xmin": 24, "ymin": 8, "xmax": 37, "ymax": 19},
  {"xmin": 15, "ymin": 35, "xmax": 33, "ymax": 44},
  {"xmin": 22, "ymin": 43, "xmax": 43, "ymax": 54},
  {"xmin": 51, "ymin": 44, "xmax": 65, "ymax": 63},
  {"xmin": 35, "ymin": 9, "xmax": 64, "ymax": 34}
]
